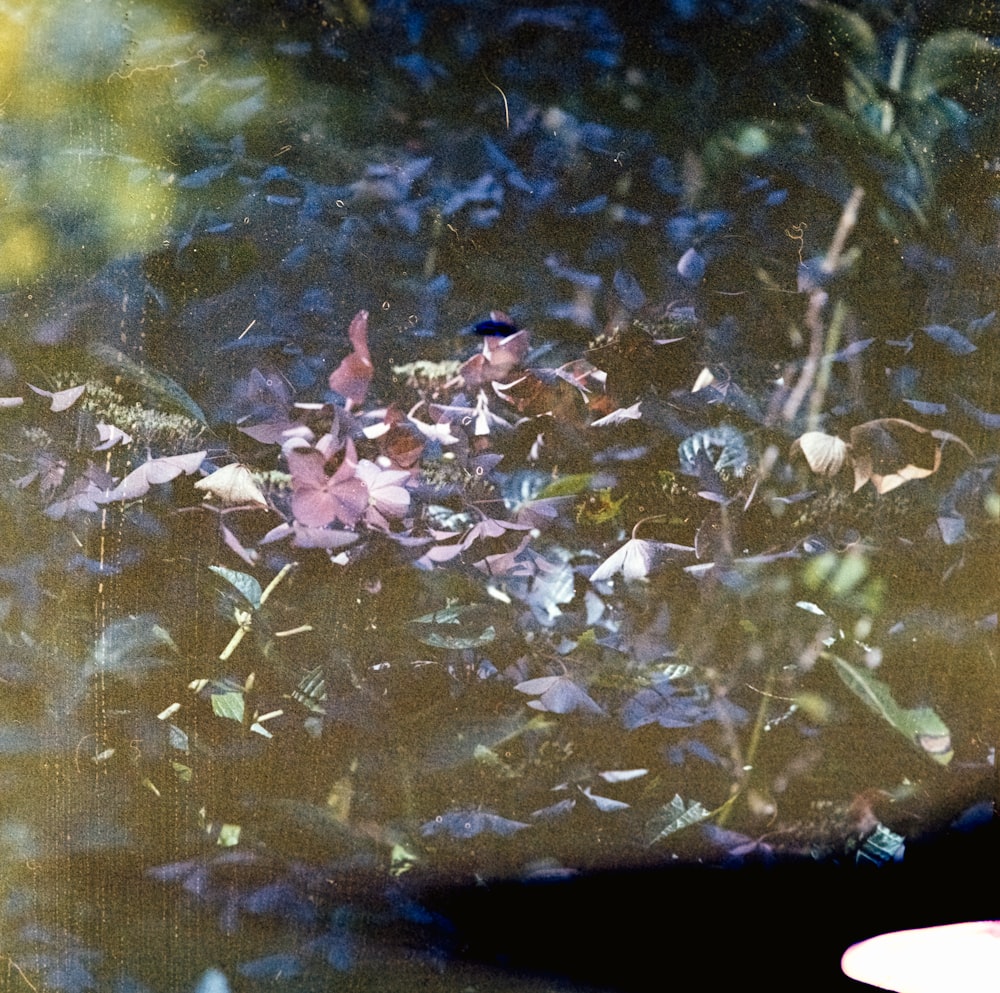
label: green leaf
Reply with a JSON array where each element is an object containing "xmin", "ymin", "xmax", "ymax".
[
  {"xmin": 217, "ymin": 823, "xmax": 241, "ymax": 847},
  {"xmin": 390, "ymin": 842, "xmax": 418, "ymax": 876},
  {"xmin": 646, "ymin": 794, "xmax": 710, "ymax": 845},
  {"xmin": 856, "ymin": 823, "xmax": 906, "ymax": 866},
  {"xmin": 411, "ymin": 603, "xmax": 498, "ymax": 648},
  {"xmin": 418, "ymin": 625, "xmax": 496, "ymax": 650},
  {"xmin": 87, "ymin": 341, "xmax": 208, "ymax": 425},
  {"xmin": 209, "ymin": 565, "xmax": 262, "ymax": 609},
  {"xmin": 420, "ymin": 712, "xmax": 545, "ymax": 772},
  {"xmin": 801, "ymin": 0, "xmax": 878, "ymax": 67},
  {"xmin": 88, "ymin": 615, "xmax": 178, "ymax": 678},
  {"xmin": 910, "ymin": 30, "xmax": 999, "ymax": 101},
  {"xmin": 537, "ymin": 473, "xmax": 596, "ymax": 498},
  {"xmin": 472, "ymin": 744, "xmax": 519, "ymax": 778},
  {"xmin": 827, "ymin": 654, "xmax": 952, "ymax": 765},
  {"xmin": 211, "ymin": 691, "xmax": 245, "ymax": 724},
  {"xmin": 410, "ymin": 603, "xmax": 483, "ymax": 625}
]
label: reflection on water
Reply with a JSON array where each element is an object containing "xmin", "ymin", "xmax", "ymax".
[{"xmin": 2, "ymin": 1, "xmax": 999, "ymax": 990}]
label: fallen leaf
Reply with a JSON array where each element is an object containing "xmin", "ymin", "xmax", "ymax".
[
  {"xmin": 194, "ymin": 463, "xmax": 268, "ymax": 507},
  {"xmin": 515, "ymin": 675, "xmax": 605, "ymax": 715},
  {"xmin": 96, "ymin": 451, "xmax": 207, "ymax": 502},
  {"xmin": 327, "ymin": 310, "xmax": 373, "ymax": 408},
  {"xmin": 849, "ymin": 418, "xmax": 971, "ymax": 495},
  {"xmin": 590, "ymin": 538, "xmax": 693, "ymax": 583},
  {"xmin": 28, "ymin": 382, "xmax": 87, "ymax": 411},
  {"xmin": 791, "ymin": 431, "xmax": 849, "ymax": 476}
]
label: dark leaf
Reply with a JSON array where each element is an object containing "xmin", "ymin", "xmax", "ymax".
[
  {"xmin": 474, "ymin": 318, "xmax": 519, "ymax": 337},
  {"xmin": 828, "ymin": 337, "xmax": 876, "ymax": 361},
  {"xmin": 87, "ymin": 615, "xmax": 177, "ymax": 679},
  {"xmin": 965, "ymin": 310, "xmax": 996, "ymax": 336},
  {"xmin": 954, "ymin": 395, "xmax": 1000, "ymax": 429},
  {"xmin": 902, "ymin": 398, "xmax": 947, "ymax": 416},
  {"xmin": 460, "ymin": 329, "xmax": 530, "ymax": 388},
  {"xmin": 531, "ymin": 798, "xmax": 576, "ymax": 820},
  {"xmin": 238, "ymin": 954, "xmax": 304, "ymax": 980},
  {"xmin": 613, "ymin": 268, "xmax": 646, "ymax": 310},
  {"xmin": 586, "ymin": 324, "xmax": 690, "ymax": 404},
  {"xmin": 493, "ymin": 370, "xmax": 584, "ymax": 420},
  {"xmin": 621, "ymin": 677, "xmax": 745, "ymax": 730},
  {"xmin": 421, "ymin": 809, "xmax": 530, "ymax": 839},
  {"xmin": 937, "ymin": 516, "xmax": 965, "ymax": 545},
  {"xmin": 921, "ymin": 324, "xmax": 976, "ymax": 355},
  {"xmin": 677, "ymin": 246, "xmax": 706, "ymax": 281}
]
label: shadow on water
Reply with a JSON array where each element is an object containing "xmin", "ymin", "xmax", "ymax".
[{"xmin": 2, "ymin": 2, "xmax": 999, "ymax": 991}]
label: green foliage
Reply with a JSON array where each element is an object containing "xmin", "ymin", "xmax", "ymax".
[
  {"xmin": 209, "ymin": 565, "xmax": 263, "ymax": 610},
  {"xmin": 803, "ymin": 549, "xmax": 884, "ymax": 613},
  {"xmin": 646, "ymin": 795, "xmax": 711, "ymax": 845},
  {"xmin": 803, "ymin": 8, "xmax": 997, "ymax": 230},
  {"xmin": 86, "ymin": 342, "xmax": 208, "ymax": 426},
  {"xmin": 411, "ymin": 603, "xmax": 499, "ymax": 649},
  {"xmin": 211, "ymin": 690, "xmax": 245, "ymax": 724},
  {"xmin": 827, "ymin": 653, "xmax": 953, "ymax": 765}
]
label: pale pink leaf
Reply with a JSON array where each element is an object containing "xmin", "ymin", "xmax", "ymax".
[
  {"xmin": 44, "ymin": 477, "xmax": 106, "ymax": 518},
  {"xmin": 460, "ymin": 516, "xmax": 533, "ymax": 549},
  {"xmin": 417, "ymin": 541, "xmax": 468, "ymax": 565},
  {"xmin": 29, "ymin": 383, "xmax": 86, "ymax": 411},
  {"xmin": 97, "ymin": 451, "xmax": 206, "ymax": 502},
  {"xmin": 515, "ymin": 675, "xmax": 605, "ymax": 715},
  {"xmin": 589, "ymin": 538, "xmax": 693, "ymax": 583},
  {"xmin": 221, "ymin": 524, "xmax": 260, "ymax": 566},
  {"xmin": 194, "ymin": 463, "xmax": 268, "ymax": 507},
  {"xmin": 591, "ymin": 402, "xmax": 642, "ymax": 427},
  {"xmin": 239, "ymin": 417, "xmax": 303, "ymax": 444},
  {"xmin": 94, "ymin": 422, "xmax": 133, "ymax": 450},
  {"xmin": 258, "ymin": 521, "xmax": 360, "ymax": 549}
]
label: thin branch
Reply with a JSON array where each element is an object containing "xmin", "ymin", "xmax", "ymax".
[{"xmin": 822, "ymin": 185, "xmax": 865, "ymax": 275}]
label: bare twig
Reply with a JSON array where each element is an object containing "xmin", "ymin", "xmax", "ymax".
[
  {"xmin": 781, "ymin": 186, "xmax": 865, "ymax": 425},
  {"xmin": 822, "ymin": 185, "xmax": 865, "ymax": 275}
]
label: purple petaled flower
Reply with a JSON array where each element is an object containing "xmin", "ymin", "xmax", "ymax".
[
  {"xmin": 287, "ymin": 437, "xmax": 368, "ymax": 528},
  {"xmin": 354, "ymin": 459, "xmax": 411, "ymax": 527}
]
